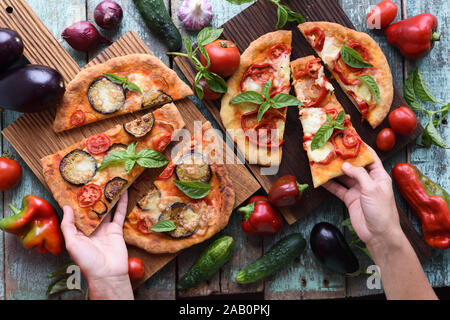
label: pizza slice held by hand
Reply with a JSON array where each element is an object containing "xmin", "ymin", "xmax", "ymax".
[
  {"xmin": 53, "ymin": 54, "xmax": 193, "ymax": 132},
  {"xmin": 220, "ymin": 31, "xmax": 293, "ymax": 167},
  {"xmin": 123, "ymin": 122, "xmax": 235, "ymax": 254},
  {"xmin": 42, "ymin": 103, "xmax": 185, "ymax": 236},
  {"xmin": 291, "ymin": 56, "xmax": 374, "ymax": 187},
  {"xmin": 299, "ymin": 22, "xmax": 393, "ymax": 128}
]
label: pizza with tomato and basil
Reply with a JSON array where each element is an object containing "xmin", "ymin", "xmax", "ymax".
[
  {"xmin": 123, "ymin": 122, "xmax": 234, "ymax": 254},
  {"xmin": 220, "ymin": 31, "xmax": 292, "ymax": 166},
  {"xmin": 41, "ymin": 103, "xmax": 185, "ymax": 236},
  {"xmin": 299, "ymin": 22, "xmax": 393, "ymax": 128},
  {"xmin": 291, "ymin": 56, "xmax": 374, "ymax": 187},
  {"xmin": 53, "ymin": 54, "xmax": 193, "ymax": 132}
]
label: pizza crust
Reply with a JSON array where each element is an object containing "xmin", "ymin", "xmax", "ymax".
[
  {"xmin": 220, "ymin": 30, "xmax": 292, "ymax": 166},
  {"xmin": 299, "ymin": 22, "xmax": 393, "ymax": 128},
  {"xmin": 53, "ymin": 54, "xmax": 193, "ymax": 132}
]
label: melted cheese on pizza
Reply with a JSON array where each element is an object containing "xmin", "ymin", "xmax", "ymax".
[
  {"xmin": 299, "ymin": 108, "xmax": 327, "ymax": 137},
  {"xmin": 304, "ymin": 140, "xmax": 334, "ymax": 163}
]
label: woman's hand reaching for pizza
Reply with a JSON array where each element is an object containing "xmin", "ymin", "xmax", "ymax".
[{"xmin": 61, "ymin": 191, "xmax": 134, "ymax": 300}]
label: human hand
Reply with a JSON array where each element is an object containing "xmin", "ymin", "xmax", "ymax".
[
  {"xmin": 323, "ymin": 146, "xmax": 404, "ymax": 251},
  {"xmin": 61, "ymin": 191, "xmax": 133, "ymax": 300}
]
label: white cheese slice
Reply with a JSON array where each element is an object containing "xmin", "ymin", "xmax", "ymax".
[
  {"xmin": 300, "ymin": 108, "xmax": 327, "ymax": 137},
  {"xmin": 304, "ymin": 140, "xmax": 334, "ymax": 163},
  {"xmin": 321, "ymin": 37, "xmax": 341, "ymax": 65},
  {"xmin": 354, "ymin": 83, "xmax": 372, "ymax": 103},
  {"xmin": 315, "ymin": 67, "xmax": 334, "ymax": 91},
  {"xmin": 243, "ymin": 77, "xmax": 263, "ymax": 93}
]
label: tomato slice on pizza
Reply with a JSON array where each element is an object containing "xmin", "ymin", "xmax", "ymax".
[
  {"xmin": 123, "ymin": 122, "xmax": 235, "ymax": 254},
  {"xmin": 220, "ymin": 30, "xmax": 292, "ymax": 166},
  {"xmin": 53, "ymin": 54, "xmax": 193, "ymax": 132},
  {"xmin": 41, "ymin": 103, "xmax": 185, "ymax": 236},
  {"xmin": 299, "ymin": 22, "xmax": 393, "ymax": 128},
  {"xmin": 291, "ymin": 56, "xmax": 374, "ymax": 187}
]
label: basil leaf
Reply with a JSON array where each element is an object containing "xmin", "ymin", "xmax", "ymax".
[
  {"xmin": 340, "ymin": 46, "xmax": 373, "ymax": 69},
  {"xmin": 136, "ymin": 149, "xmax": 169, "ymax": 168},
  {"xmin": 262, "ymin": 78, "xmax": 272, "ymax": 100},
  {"xmin": 425, "ymin": 117, "xmax": 450, "ymax": 149},
  {"xmin": 123, "ymin": 82, "xmax": 143, "ymax": 95},
  {"xmin": 334, "ymin": 110, "xmax": 346, "ymax": 124},
  {"xmin": 413, "ymin": 68, "xmax": 439, "ymax": 103},
  {"xmin": 357, "ymin": 75, "xmax": 380, "ymax": 105},
  {"xmin": 47, "ymin": 278, "xmax": 71, "ymax": 295},
  {"xmin": 271, "ymin": 93, "xmax": 302, "ymax": 107},
  {"xmin": 151, "ymin": 220, "xmax": 176, "ymax": 232},
  {"xmin": 173, "ymin": 180, "xmax": 212, "ymax": 199},
  {"xmin": 225, "ymin": 0, "xmax": 254, "ymax": 4},
  {"xmin": 325, "ymin": 113, "xmax": 333, "ymax": 124},
  {"xmin": 204, "ymin": 71, "xmax": 228, "ymax": 93},
  {"xmin": 198, "ymin": 45, "xmax": 211, "ymax": 69},
  {"xmin": 276, "ymin": 5, "xmax": 288, "ymax": 29},
  {"xmin": 98, "ymin": 150, "xmax": 128, "ymax": 170},
  {"xmin": 404, "ymin": 70, "xmax": 423, "ymax": 112},
  {"xmin": 284, "ymin": 5, "xmax": 304, "ymax": 23},
  {"xmin": 194, "ymin": 72, "xmax": 204, "ymax": 100},
  {"xmin": 184, "ymin": 37, "xmax": 193, "ymax": 57},
  {"xmin": 126, "ymin": 142, "xmax": 137, "ymax": 156},
  {"xmin": 197, "ymin": 27, "xmax": 223, "ymax": 47},
  {"xmin": 103, "ymin": 73, "xmax": 142, "ymax": 95},
  {"xmin": 124, "ymin": 159, "xmax": 135, "ymax": 173},
  {"xmin": 257, "ymin": 101, "xmax": 271, "ymax": 123},
  {"xmin": 230, "ymin": 91, "xmax": 265, "ymax": 105},
  {"xmin": 311, "ymin": 124, "xmax": 333, "ymax": 151}
]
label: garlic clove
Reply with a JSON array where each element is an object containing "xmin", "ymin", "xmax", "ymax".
[{"xmin": 178, "ymin": 0, "xmax": 214, "ymax": 30}]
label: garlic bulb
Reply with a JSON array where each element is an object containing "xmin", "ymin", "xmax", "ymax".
[{"xmin": 178, "ymin": 0, "xmax": 214, "ymax": 30}]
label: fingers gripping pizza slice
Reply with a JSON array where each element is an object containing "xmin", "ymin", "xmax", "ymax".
[
  {"xmin": 299, "ymin": 22, "xmax": 393, "ymax": 128},
  {"xmin": 220, "ymin": 31, "xmax": 292, "ymax": 166},
  {"xmin": 291, "ymin": 56, "xmax": 374, "ymax": 187},
  {"xmin": 53, "ymin": 54, "xmax": 193, "ymax": 132},
  {"xmin": 123, "ymin": 122, "xmax": 235, "ymax": 254},
  {"xmin": 41, "ymin": 103, "xmax": 185, "ymax": 236}
]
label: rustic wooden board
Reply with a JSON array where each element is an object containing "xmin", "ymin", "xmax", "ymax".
[
  {"xmin": 0, "ymin": 0, "xmax": 260, "ymax": 292},
  {"xmin": 174, "ymin": 0, "xmax": 431, "ymax": 263}
]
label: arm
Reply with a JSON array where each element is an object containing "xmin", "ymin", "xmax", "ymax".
[
  {"xmin": 323, "ymin": 148, "xmax": 437, "ymax": 300},
  {"xmin": 61, "ymin": 191, "xmax": 134, "ymax": 300}
]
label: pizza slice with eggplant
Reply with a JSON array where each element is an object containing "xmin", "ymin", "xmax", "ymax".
[
  {"xmin": 41, "ymin": 103, "xmax": 185, "ymax": 236},
  {"xmin": 291, "ymin": 56, "xmax": 374, "ymax": 187},
  {"xmin": 299, "ymin": 22, "xmax": 393, "ymax": 128}
]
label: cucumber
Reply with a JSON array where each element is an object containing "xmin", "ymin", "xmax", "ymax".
[
  {"xmin": 177, "ymin": 236, "xmax": 235, "ymax": 290},
  {"xmin": 236, "ymin": 233, "xmax": 306, "ymax": 284},
  {"xmin": 133, "ymin": 0, "xmax": 182, "ymax": 51}
]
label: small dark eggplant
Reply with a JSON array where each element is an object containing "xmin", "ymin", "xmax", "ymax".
[
  {"xmin": 310, "ymin": 222, "xmax": 360, "ymax": 276},
  {"xmin": 0, "ymin": 28, "xmax": 24, "ymax": 71},
  {"xmin": 0, "ymin": 65, "xmax": 65, "ymax": 113}
]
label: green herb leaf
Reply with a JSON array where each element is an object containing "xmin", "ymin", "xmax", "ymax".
[
  {"xmin": 150, "ymin": 220, "xmax": 176, "ymax": 232},
  {"xmin": 136, "ymin": 149, "xmax": 169, "ymax": 168},
  {"xmin": 311, "ymin": 124, "xmax": 333, "ymax": 151},
  {"xmin": 98, "ymin": 150, "xmax": 129, "ymax": 171},
  {"xmin": 124, "ymin": 159, "xmax": 136, "ymax": 173},
  {"xmin": 257, "ymin": 101, "xmax": 271, "ymax": 123},
  {"xmin": 225, "ymin": 0, "xmax": 254, "ymax": 4},
  {"xmin": 197, "ymin": 27, "xmax": 223, "ymax": 47},
  {"xmin": 413, "ymin": 68, "xmax": 439, "ymax": 103},
  {"xmin": 204, "ymin": 71, "xmax": 228, "ymax": 93},
  {"xmin": 184, "ymin": 37, "xmax": 193, "ymax": 57},
  {"xmin": 424, "ymin": 116, "xmax": 450, "ymax": 149},
  {"xmin": 262, "ymin": 78, "xmax": 272, "ymax": 101},
  {"xmin": 173, "ymin": 180, "xmax": 212, "ymax": 199},
  {"xmin": 276, "ymin": 5, "xmax": 288, "ymax": 29},
  {"xmin": 271, "ymin": 93, "xmax": 302, "ymax": 107},
  {"xmin": 194, "ymin": 72, "xmax": 204, "ymax": 100},
  {"xmin": 403, "ymin": 70, "xmax": 423, "ymax": 112},
  {"xmin": 357, "ymin": 75, "xmax": 380, "ymax": 105},
  {"xmin": 103, "ymin": 73, "xmax": 143, "ymax": 95},
  {"xmin": 340, "ymin": 46, "xmax": 373, "ymax": 69},
  {"xmin": 230, "ymin": 91, "xmax": 265, "ymax": 105},
  {"xmin": 284, "ymin": 5, "xmax": 304, "ymax": 23},
  {"xmin": 335, "ymin": 110, "xmax": 346, "ymax": 124}
]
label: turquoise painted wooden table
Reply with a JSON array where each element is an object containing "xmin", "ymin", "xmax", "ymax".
[{"xmin": 0, "ymin": 0, "xmax": 448, "ymax": 299}]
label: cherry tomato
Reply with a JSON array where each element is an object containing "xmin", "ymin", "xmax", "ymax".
[
  {"xmin": 196, "ymin": 77, "xmax": 222, "ymax": 100},
  {"xmin": 86, "ymin": 133, "xmax": 111, "ymax": 155},
  {"xmin": 0, "ymin": 156, "xmax": 22, "ymax": 191},
  {"xmin": 200, "ymin": 39, "xmax": 240, "ymax": 78},
  {"xmin": 366, "ymin": 0, "xmax": 398, "ymax": 29},
  {"xmin": 77, "ymin": 184, "xmax": 102, "ymax": 208},
  {"xmin": 388, "ymin": 106, "xmax": 418, "ymax": 136},
  {"xmin": 128, "ymin": 257, "xmax": 145, "ymax": 282},
  {"xmin": 376, "ymin": 128, "xmax": 396, "ymax": 151},
  {"xmin": 70, "ymin": 110, "xmax": 86, "ymax": 127}
]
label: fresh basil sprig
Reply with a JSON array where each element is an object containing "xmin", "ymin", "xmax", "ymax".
[
  {"xmin": 403, "ymin": 68, "xmax": 449, "ymax": 149},
  {"xmin": 103, "ymin": 73, "xmax": 143, "ymax": 95},
  {"xmin": 151, "ymin": 220, "xmax": 176, "ymax": 232},
  {"xmin": 230, "ymin": 79, "xmax": 302, "ymax": 123},
  {"xmin": 357, "ymin": 74, "xmax": 380, "ymax": 105},
  {"xmin": 311, "ymin": 110, "xmax": 346, "ymax": 151},
  {"xmin": 340, "ymin": 46, "xmax": 373, "ymax": 69},
  {"xmin": 167, "ymin": 27, "xmax": 228, "ymax": 100},
  {"xmin": 174, "ymin": 180, "xmax": 212, "ymax": 199},
  {"xmin": 98, "ymin": 142, "xmax": 169, "ymax": 173},
  {"xmin": 225, "ymin": 0, "xmax": 303, "ymax": 28}
]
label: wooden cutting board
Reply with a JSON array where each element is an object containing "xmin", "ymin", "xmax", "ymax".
[
  {"xmin": 175, "ymin": 0, "xmax": 431, "ymax": 262},
  {"xmin": 0, "ymin": 0, "xmax": 260, "ymax": 288}
]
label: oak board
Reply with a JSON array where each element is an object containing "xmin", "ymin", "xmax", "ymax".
[{"xmin": 0, "ymin": 0, "xmax": 260, "ymax": 288}]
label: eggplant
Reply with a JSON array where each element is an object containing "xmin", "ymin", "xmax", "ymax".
[
  {"xmin": 124, "ymin": 112, "xmax": 155, "ymax": 138},
  {"xmin": 91, "ymin": 201, "xmax": 108, "ymax": 216},
  {"xmin": 88, "ymin": 77, "xmax": 125, "ymax": 114},
  {"xmin": 137, "ymin": 188, "xmax": 161, "ymax": 211},
  {"xmin": 159, "ymin": 202, "xmax": 200, "ymax": 238},
  {"xmin": 104, "ymin": 177, "xmax": 128, "ymax": 202},
  {"xmin": 310, "ymin": 222, "xmax": 360, "ymax": 276},
  {"xmin": 175, "ymin": 153, "xmax": 211, "ymax": 183},
  {"xmin": 59, "ymin": 150, "xmax": 97, "ymax": 185},
  {"xmin": 142, "ymin": 89, "xmax": 172, "ymax": 109},
  {"xmin": 0, "ymin": 65, "xmax": 65, "ymax": 113},
  {"xmin": 0, "ymin": 28, "xmax": 24, "ymax": 71}
]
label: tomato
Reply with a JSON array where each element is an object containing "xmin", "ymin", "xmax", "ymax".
[
  {"xmin": 388, "ymin": 106, "xmax": 417, "ymax": 136},
  {"xmin": 151, "ymin": 121, "xmax": 174, "ymax": 152},
  {"xmin": 128, "ymin": 257, "xmax": 145, "ymax": 282},
  {"xmin": 157, "ymin": 162, "xmax": 175, "ymax": 180},
  {"xmin": 86, "ymin": 133, "xmax": 111, "ymax": 155},
  {"xmin": 196, "ymin": 77, "xmax": 222, "ymax": 100},
  {"xmin": 294, "ymin": 58, "xmax": 322, "ymax": 79},
  {"xmin": 366, "ymin": 0, "xmax": 398, "ymax": 29},
  {"xmin": 0, "ymin": 156, "xmax": 22, "ymax": 191},
  {"xmin": 304, "ymin": 28, "xmax": 325, "ymax": 51},
  {"xmin": 241, "ymin": 109, "xmax": 285, "ymax": 147},
  {"xmin": 348, "ymin": 91, "xmax": 370, "ymax": 121},
  {"xmin": 240, "ymin": 63, "xmax": 275, "ymax": 92},
  {"xmin": 376, "ymin": 128, "xmax": 396, "ymax": 151},
  {"xmin": 77, "ymin": 184, "xmax": 102, "ymax": 208},
  {"xmin": 332, "ymin": 129, "xmax": 361, "ymax": 159},
  {"xmin": 200, "ymin": 39, "xmax": 240, "ymax": 78},
  {"xmin": 70, "ymin": 110, "xmax": 86, "ymax": 127},
  {"xmin": 269, "ymin": 43, "xmax": 291, "ymax": 61}
]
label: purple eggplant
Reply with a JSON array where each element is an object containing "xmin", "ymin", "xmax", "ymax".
[
  {"xmin": 0, "ymin": 65, "xmax": 65, "ymax": 113},
  {"xmin": 310, "ymin": 222, "xmax": 360, "ymax": 276},
  {"xmin": 0, "ymin": 28, "xmax": 24, "ymax": 71}
]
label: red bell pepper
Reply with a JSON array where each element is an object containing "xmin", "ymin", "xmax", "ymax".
[
  {"xmin": 238, "ymin": 196, "xmax": 283, "ymax": 236},
  {"xmin": 385, "ymin": 13, "xmax": 440, "ymax": 59},
  {"xmin": 392, "ymin": 163, "xmax": 450, "ymax": 249},
  {"xmin": 0, "ymin": 195, "xmax": 63, "ymax": 255},
  {"xmin": 268, "ymin": 175, "xmax": 308, "ymax": 207}
]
